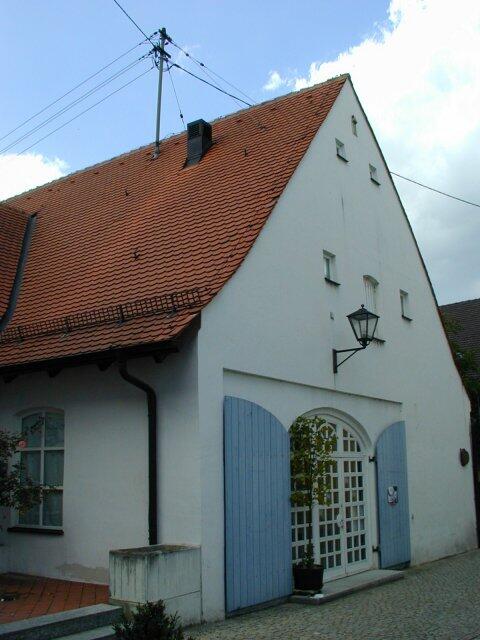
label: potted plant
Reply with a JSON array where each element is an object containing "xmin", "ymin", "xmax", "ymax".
[{"xmin": 290, "ymin": 415, "xmax": 336, "ymax": 592}]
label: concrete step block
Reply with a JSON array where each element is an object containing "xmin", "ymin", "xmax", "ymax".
[
  {"xmin": 54, "ymin": 625, "xmax": 116, "ymax": 640},
  {"xmin": 0, "ymin": 603, "xmax": 122, "ymax": 640}
]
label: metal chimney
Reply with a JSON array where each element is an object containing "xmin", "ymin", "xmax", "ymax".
[{"xmin": 186, "ymin": 119, "xmax": 212, "ymax": 165}]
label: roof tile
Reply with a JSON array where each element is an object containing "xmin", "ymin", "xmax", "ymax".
[{"xmin": 0, "ymin": 75, "xmax": 347, "ymax": 370}]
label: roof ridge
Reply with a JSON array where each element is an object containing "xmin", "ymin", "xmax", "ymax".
[
  {"xmin": 1, "ymin": 73, "xmax": 349, "ymax": 204},
  {"xmin": 441, "ymin": 297, "xmax": 480, "ymax": 308}
]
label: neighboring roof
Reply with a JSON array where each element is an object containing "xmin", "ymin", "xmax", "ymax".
[
  {"xmin": 441, "ymin": 298, "xmax": 480, "ymax": 366},
  {"xmin": 0, "ymin": 203, "xmax": 29, "ymax": 319},
  {"xmin": 0, "ymin": 74, "xmax": 348, "ymax": 372}
]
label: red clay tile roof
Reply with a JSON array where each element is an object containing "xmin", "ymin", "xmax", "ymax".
[
  {"xmin": 0, "ymin": 203, "xmax": 29, "ymax": 319},
  {"xmin": 441, "ymin": 298, "xmax": 480, "ymax": 369},
  {"xmin": 0, "ymin": 75, "xmax": 347, "ymax": 371}
]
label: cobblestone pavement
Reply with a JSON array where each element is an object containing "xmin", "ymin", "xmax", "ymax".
[{"xmin": 190, "ymin": 550, "xmax": 480, "ymax": 640}]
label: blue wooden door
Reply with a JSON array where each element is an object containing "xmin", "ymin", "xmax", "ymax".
[
  {"xmin": 224, "ymin": 396, "xmax": 292, "ymax": 613},
  {"xmin": 375, "ymin": 421, "xmax": 411, "ymax": 568}
]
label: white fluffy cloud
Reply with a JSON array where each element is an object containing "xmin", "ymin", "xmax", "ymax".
[
  {"xmin": 0, "ymin": 153, "xmax": 67, "ymax": 201},
  {"xmin": 265, "ymin": 0, "xmax": 480, "ymax": 304},
  {"xmin": 263, "ymin": 71, "xmax": 286, "ymax": 91}
]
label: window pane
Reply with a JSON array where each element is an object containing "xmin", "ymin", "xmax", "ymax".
[
  {"xmin": 44, "ymin": 451, "xmax": 64, "ymax": 486},
  {"xmin": 43, "ymin": 491, "xmax": 63, "ymax": 527},
  {"xmin": 21, "ymin": 413, "xmax": 43, "ymax": 448},
  {"xmin": 45, "ymin": 413, "xmax": 64, "ymax": 447},
  {"xmin": 324, "ymin": 257, "xmax": 331, "ymax": 278},
  {"xmin": 20, "ymin": 451, "xmax": 41, "ymax": 485},
  {"xmin": 19, "ymin": 503, "xmax": 40, "ymax": 526}
]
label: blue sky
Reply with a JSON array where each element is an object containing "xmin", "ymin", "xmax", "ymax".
[
  {"xmin": 0, "ymin": 0, "xmax": 389, "ymax": 169},
  {"xmin": 1, "ymin": 1, "xmax": 479, "ymax": 304}
]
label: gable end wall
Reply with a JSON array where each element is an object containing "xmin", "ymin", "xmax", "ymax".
[{"xmin": 196, "ymin": 79, "xmax": 476, "ymax": 620}]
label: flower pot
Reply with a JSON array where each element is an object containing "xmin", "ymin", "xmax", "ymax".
[{"xmin": 293, "ymin": 564, "xmax": 324, "ymax": 592}]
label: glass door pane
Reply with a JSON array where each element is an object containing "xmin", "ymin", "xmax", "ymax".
[
  {"xmin": 344, "ymin": 459, "xmax": 369, "ymax": 567},
  {"xmin": 318, "ymin": 460, "xmax": 344, "ymax": 577}
]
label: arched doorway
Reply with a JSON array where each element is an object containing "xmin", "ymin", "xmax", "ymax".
[{"xmin": 291, "ymin": 413, "xmax": 372, "ymax": 581}]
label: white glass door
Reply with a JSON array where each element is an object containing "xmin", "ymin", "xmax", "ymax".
[{"xmin": 291, "ymin": 420, "xmax": 371, "ymax": 581}]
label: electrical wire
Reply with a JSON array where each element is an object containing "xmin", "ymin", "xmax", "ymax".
[
  {"xmin": 16, "ymin": 65, "xmax": 154, "ymax": 155},
  {"xmin": 112, "ymin": 0, "xmax": 156, "ymax": 48},
  {"xmin": 0, "ymin": 56, "xmax": 148, "ymax": 154},
  {"xmin": 0, "ymin": 36, "xmax": 153, "ymax": 145},
  {"xmin": 166, "ymin": 38, "xmax": 266, "ymax": 131},
  {"xmin": 170, "ymin": 62, "xmax": 252, "ymax": 107},
  {"xmin": 167, "ymin": 66, "xmax": 186, "ymax": 130},
  {"xmin": 391, "ymin": 172, "xmax": 480, "ymax": 209},
  {"xmin": 167, "ymin": 37, "xmax": 255, "ymax": 105}
]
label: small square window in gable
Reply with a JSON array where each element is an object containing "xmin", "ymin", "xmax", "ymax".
[
  {"xmin": 323, "ymin": 251, "xmax": 339, "ymax": 285},
  {"xmin": 400, "ymin": 290, "xmax": 412, "ymax": 320},
  {"xmin": 336, "ymin": 139, "xmax": 348, "ymax": 162},
  {"xmin": 369, "ymin": 164, "xmax": 380, "ymax": 185}
]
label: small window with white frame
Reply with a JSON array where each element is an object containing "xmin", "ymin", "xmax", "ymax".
[
  {"xmin": 351, "ymin": 115, "xmax": 358, "ymax": 136},
  {"xmin": 336, "ymin": 139, "xmax": 348, "ymax": 161},
  {"xmin": 369, "ymin": 164, "xmax": 380, "ymax": 185},
  {"xmin": 323, "ymin": 251, "xmax": 339, "ymax": 285},
  {"xmin": 400, "ymin": 290, "xmax": 411, "ymax": 320},
  {"xmin": 16, "ymin": 410, "xmax": 64, "ymax": 529},
  {"xmin": 363, "ymin": 275, "xmax": 379, "ymax": 314},
  {"xmin": 363, "ymin": 275, "xmax": 382, "ymax": 338}
]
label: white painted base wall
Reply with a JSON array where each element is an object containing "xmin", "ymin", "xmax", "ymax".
[{"xmin": 110, "ymin": 544, "xmax": 201, "ymax": 625}]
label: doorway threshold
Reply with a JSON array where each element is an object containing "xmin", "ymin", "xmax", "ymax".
[{"xmin": 290, "ymin": 569, "xmax": 404, "ymax": 605}]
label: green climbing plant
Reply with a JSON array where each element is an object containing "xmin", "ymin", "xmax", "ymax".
[
  {"xmin": 290, "ymin": 415, "xmax": 337, "ymax": 568},
  {"xmin": 0, "ymin": 427, "xmax": 42, "ymax": 519}
]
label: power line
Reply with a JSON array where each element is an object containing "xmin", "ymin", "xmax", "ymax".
[
  {"xmin": 167, "ymin": 66, "xmax": 186, "ymax": 130},
  {"xmin": 167, "ymin": 37, "xmax": 255, "ymax": 105},
  {"xmin": 391, "ymin": 172, "xmax": 480, "ymax": 209},
  {"xmin": 0, "ymin": 37, "xmax": 152, "ymax": 145},
  {"xmin": 112, "ymin": 0, "xmax": 156, "ymax": 48},
  {"xmin": 0, "ymin": 56, "xmax": 147, "ymax": 154},
  {"xmin": 17, "ymin": 66, "xmax": 154, "ymax": 155},
  {"xmin": 170, "ymin": 62, "xmax": 252, "ymax": 107}
]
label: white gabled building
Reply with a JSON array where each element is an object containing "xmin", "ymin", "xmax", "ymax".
[{"xmin": 0, "ymin": 74, "xmax": 476, "ymax": 623}]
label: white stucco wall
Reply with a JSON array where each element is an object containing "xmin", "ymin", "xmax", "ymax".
[
  {"xmin": 0, "ymin": 331, "xmax": 200, "ymax": 583},
  {"xmin": 196, "ymin": 79, "xmax": 476, "ymax": 619}
]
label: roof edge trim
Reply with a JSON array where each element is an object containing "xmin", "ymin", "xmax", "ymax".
[{"xmin": 0, "ymin": 213, "xmax": 37, "ymax": 332}]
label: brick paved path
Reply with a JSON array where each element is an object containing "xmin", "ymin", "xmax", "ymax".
[
  {"xmin": 191, "ymin": 550, "xmax": 480, "ymax": 640},
  {"xmin": 0, "ymin": 573, "xmax": 109, "ymax": 624}
]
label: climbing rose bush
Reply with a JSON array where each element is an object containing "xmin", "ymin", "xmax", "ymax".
[{"xmin": 0, "ymin": 428, "xmax": 42, "ymax": 516}]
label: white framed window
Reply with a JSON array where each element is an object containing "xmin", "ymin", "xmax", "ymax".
[
  {"xmin": 336, "ymin": 139, "xmax": 348, "ymax": 161},
  {"xmin": 363, "ymin": 275, "xmax": 378, "ymax": 314},
  {"xmin": 400, "ymin": 290, "xmax": 411, "ymax": 320},
  {"xmin": 16, "ymin": 410, "xmax": 64, "ymax": 529},
  {"xmin": 369, "ymin": 164, "xmax": 380, "ymax": 185},
  {"xmin": 351, "ymin": 115, "xmax": 358, "ymax": 136},
  {"xmin": 363, "ymin": 275, "xmax": 382, "ymax": 339},
  {"xmin": 323, "ymin": 251, "xmax": 339, "ymax": 284}
]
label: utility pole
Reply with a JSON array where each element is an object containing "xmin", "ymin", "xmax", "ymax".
[{"xmin": 153, "ymin": 27, "xmax": 168, "ymax": 158}]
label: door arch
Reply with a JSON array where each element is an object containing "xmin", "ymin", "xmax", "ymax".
[{"xmin": 291, "ymin": 412, "xmax": 373, "ymax": 581}]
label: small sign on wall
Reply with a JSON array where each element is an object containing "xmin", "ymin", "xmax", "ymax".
[{"xmin": 387, "ymin": 485, "xmax": 398, "ymax": 505}]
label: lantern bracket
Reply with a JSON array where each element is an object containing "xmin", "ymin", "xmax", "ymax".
[{"xmin": 332, "ymin": 345, "xmax": 366, "ymax": 374}]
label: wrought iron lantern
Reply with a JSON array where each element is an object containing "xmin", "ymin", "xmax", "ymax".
[{"xmin": 333, "ymin": 305, "xmax": 379, "ymax": 373}]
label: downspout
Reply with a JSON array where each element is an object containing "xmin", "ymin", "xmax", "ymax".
[
  {"xmin": 118, "ymin": 360, "xmax": 158, "ymax": 545},
  {"xmin": 0, "ymin": 213, "xmax": 37, "ymax": 332}
]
